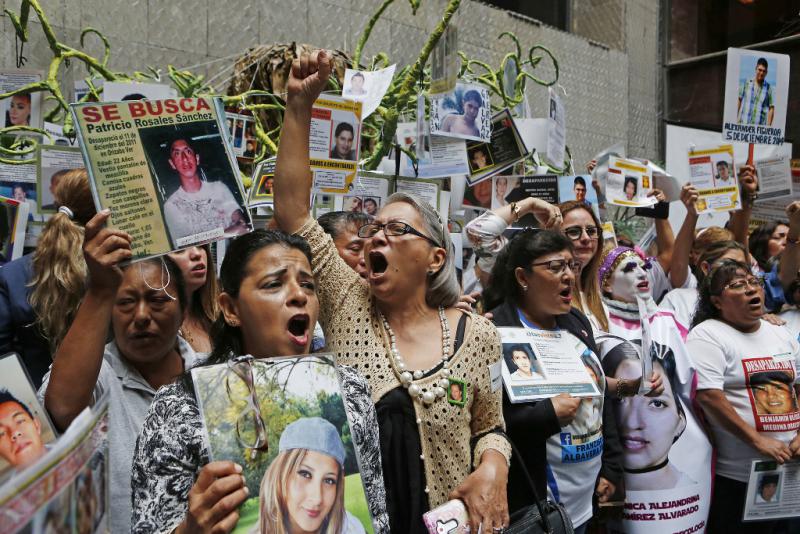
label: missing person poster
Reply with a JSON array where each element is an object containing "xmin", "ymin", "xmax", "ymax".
[
  {"xmin": 396, "ymin": 122, "xmax": 469, "ymax": 179},
  {"xmin": 0, "ymin": 70, "xmax": 44, "ymax": 131},
  {"xmin": 546, "ymin": 87, "xmax": 566, "ymax": 167},
  {"xmin": 687, "ymin": 144, "xmax": 740, "ymax": 213},
  {"xmin": 248, "ymin": 157, "xmax": 276, "ymax": 208},
  {"xmin": 225, "ymin": 109, "xmax": 260, "ymax": 161},
  {"xmin": 742, "ymin": 356, "xmax": 800, "ymax": 433},
  {"xmin": 430, "ymin": 83, "xmax": 491, "ymax": 143},
  {"xmin": 0, "ymin": 197, "xmax": 28, "ymax": 264},
  {"xmin": 37, "ymin": 145, "xmax": 85, "ymax": 213},
  {"xmin": 752, "ymin": 158, "xmax": 800, "ymax": 222},
  {"xmin": 607, "ymin": 157, "xmax": 656, "ymax": 208},
  {"xmin": 342, "ymin": 65, "xmax": 396, "ymax": 120},
  {"xmin": 310, "ymin": 95, "xmax": 362, "ymax": 193},
  {"xmin": 335, "ymin": 171, "xmax": 391, "ymax": 216},
  {"xmin": 743, "ymin": 459, "xmax": 800, "ymax": 521},
  {"xmin": 0, "ymin": 397, "xmax": 109, "ymax": 534},
  {"xmin": 498, "ymin": 328, "xmax": 602, "ymax": 403},
  {"xmin": 754, "ymin": 152, "xmax": 792, "ymax": 201},
  {"xmin": 466, "ymin": 109, "xmax": 529, "ymax": 185},
  {"xmin": 192, "ymin": 355, "xmax": 375, "ymax": 534},
  {"xmin": 597, "ymin": 320, "xmax": 712, "ymax": 534},
  {"xmin": 722, "ymin": 48, "xmax": 789, "ymax": 146},
  {"xmin": 0, "ymin": 353, "xmax": 57, "ymax": 485},
  {"xmin": 395, "ymin": 176, "xmax": 441, "ymax": 211},
  {"xmin": 557, "ymin": 175, "xmax": 600, "ymax": 218},
  {"xmin": 71, "ymin": 97, "xmax": 253, "ymax": 258}
]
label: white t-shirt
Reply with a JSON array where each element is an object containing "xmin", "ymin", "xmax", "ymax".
[
  {"xmin": 687, "ymin": 319, "xmax": 800, "ymax": 481},
  {"xmin": 649, "ymin": 262, "xmax": 696, "ymax": 304},
  {"xmin": 780, "ymin": 309, "xmax": 800, "ymax": 342},
  {"xmin": 659, "ymin": 287, "xmax": 697, "ymax": 331},
  {"xmin": 545, "ymin": 343, "xmax": 605, "ymax": 528},
  {"xmin": 163, "ymin": 181, "xmax": 241, "ymax": 244}
]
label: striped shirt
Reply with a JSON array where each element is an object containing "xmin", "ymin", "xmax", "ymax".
[{"xmin": 738, "ymin": 78, "xmax": 774, "ymax": 125}]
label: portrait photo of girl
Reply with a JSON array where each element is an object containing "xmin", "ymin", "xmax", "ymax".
[{"xmin": 257, "ymin": 417, "xmax": 366, "ymax": 534}]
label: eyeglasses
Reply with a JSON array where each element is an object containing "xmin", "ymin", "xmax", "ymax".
[
  {"xmin": 530, "ymin": 259, "xmax": 582, "ymax": 275},
  {"xmin": 621, "ymin": 259, "xmax": 653, "ymax": 273},
  {"xmin": 358, "ymin": 221, "xmax": 441, "ymax": 247},
  {"xmin": 723, "ymin": 276, "xmax": 765, "ymax": 292},
  {"xmin": 563, "ymin": 225, "xmax": 599, "ymax": 241},
  {"xmin": 225, "ymin": 356, "xmax": 269, "ymax": 460}
]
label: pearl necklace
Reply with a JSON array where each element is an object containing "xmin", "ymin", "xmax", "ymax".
[{"xmin": 380, "ymin": 306, "xmax": 453, "ymax": 406}]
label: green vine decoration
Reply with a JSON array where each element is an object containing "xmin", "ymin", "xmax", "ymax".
[{"xmin": 0, "ymin": 0, "xmax": 565, "ymax": 176}]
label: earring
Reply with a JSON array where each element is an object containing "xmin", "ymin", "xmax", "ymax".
[
  {"xmin": 521, "ymin": 284, "xmax": 528, "ymax": 292},
  {"xmin": 228, "ymin": 319, "xmax": 240, "ymax": 327},
  {"xmin": 428, "ymin": 270, "xmax": 434, "ymax": 276}
]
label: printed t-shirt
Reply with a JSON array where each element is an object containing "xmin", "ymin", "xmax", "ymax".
[
  {"xmin": 516, "ymin": 309, "xmax": 606, "ymax": 527},
  {"xmin": 163, "ymin": 181, "xmax": 241, "ymax": 243},
  {"xmin": 687, "ymin": 319, "xmax": 800, "ymax": 481}
]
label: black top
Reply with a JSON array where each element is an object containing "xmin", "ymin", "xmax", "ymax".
[
  {"xmin": 376, "ymin": 312, "xmax": 469, "ymax": 533},
  {"xmin": 490, "ymin": 300, "xmax": 624, "ymax": 513}
]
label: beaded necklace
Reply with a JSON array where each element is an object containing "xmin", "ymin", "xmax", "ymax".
[{"xmin": 380, "ymin": 306, "xmax": 453, "ymax": 406}]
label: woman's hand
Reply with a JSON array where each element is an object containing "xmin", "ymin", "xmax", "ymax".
[
  {"xmin": 643, "ymin": 371, "xmax": 665, "ymax": 397},
  {"xmin": 449, "ymin": 450, "xmax": 509, "ymax": 534},
  {"xmin": 762, "ymin": 313, "xmax": 787, "ymax": 327},
  {"xmin": 789, "ymin": 433, "xmax": 800, "ymax": 457},
  {"xmin": 739, "ymin": 165, "xmax": 759, "ymax": 201},
  {"xmin": 753, "ymin": 435, "xmax": 792, "ymax": 463},
  {"xmin": 551, "ymin": 393, "xmax": 581, "ymax": 426},
  {"xmin": 523, "ymin": 197, "xmax": 562, "ymax": 229},
  {"xmin": 175, "ymin": 461, "xmax": 249, "ymax": 534},
  {"xmin": 82, "ymin": 209, "xmax": 132, "ymax": 295},
  {"xmin": 679, "ymin": 183, "xmax": 699, "ymax": 216},
  {"xmin": 786, "ymin": 200, "xmax": 800, "ymax": 236},
  {"xmin": 647, "ymin": 188, "xmax": 667, "ymax": 203},
  {"xmin": 595, "ymin": 477, "xmax": 616, "ymax": 503},
  {"xmin": 454, "ymin": 291, "xmax": 481, "ymax": 313},
  {"xmin": 286, "ymin": 49, "xmax": 331, "ymax": 109}
]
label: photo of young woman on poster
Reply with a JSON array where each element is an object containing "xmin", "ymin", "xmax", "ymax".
[
  {"xmin": 4, "ymin": 94, "xmax": 31, "ymax": 127},
  {"xmin": 257, "ymin": 417, "xmax": 365, "ymax": 534}
]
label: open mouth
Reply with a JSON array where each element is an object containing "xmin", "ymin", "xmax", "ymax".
[
  {"xmin": 191, "ymin": 264, "xmax": 206, "ymax": 273},
  {"xmin": 368, "ymin": 251, "xmax": 388, "ymax": 277},
  {"xmin": 622, "ymin": 435, "xmax": 648, "ymax": 451},
  {"xmin": 637, "ymin": 281, "xmax": 650, "ymax": 291},
  {"xmin": 287, "ymin": 314, "xmax": 310, "ymax": 347},
  {"xmin": 130, "ymin": 331, "xmax": 157, "ymax": 341},
  {"xmin": 748, "ymin": 296, "xmax": 762, "ymax": 309},
  {"xmin": 559, "ymin": 286, "xmax": 572, "ymax": 302}
]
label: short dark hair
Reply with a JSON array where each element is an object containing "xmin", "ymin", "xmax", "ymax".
[
  {"xmin": 624, "ymin": 176, "xmax": 637, "ymax": 191},
  {"xmin": 692, "ymin": 259, "xmax": 752, "ymax": 327},
  {"xmin": 463, "ymin": 90, "xmax": 483, "ymax": 107},
  {"xmin": 334, "ymin": 122, "xmax": 354, "ymax": 138},
  {"xmin": 351, "ymin": 72, "xmax": 365, "ymax": 81},
  {"xmin": 759, "ymin": 473, "xmax": 779, "ymax": 489},
  {"xmin": 318, "ymin": 211, "xmax": 371, "ymax": 240},
  {"xmin": 502, "ymin": 343, "xmax": 533, "ymax": 373},
  {"xmin": 750, "ymin": 370, "xmax": 793, "ymax": 388},
  {"xmin": 573, "ymin": 176, "xmax": 587, "ymax": 188},
  {"xmin": 757, "ymin": 57, "xmax": 769, "ymax": 70},
  {"xmin": 0, "ymin": 389, "xmax": 34, "ymax": 419},
  {"xmin": 167, "ymin": 136, "xmax": 196, "ymax": 154},
  {"xmin": 716, "ymin": 160, "xmax": 729, "ymax": 168}
]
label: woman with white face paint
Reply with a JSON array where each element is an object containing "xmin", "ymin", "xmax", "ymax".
[{"xmin": 598, "ymin": 247, "xmax": 661, "ymax": 340}]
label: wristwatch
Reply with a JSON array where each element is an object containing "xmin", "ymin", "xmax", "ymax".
[{"xmin": 509, "ymin": 202, "xmax": 520, "ymax": 222}]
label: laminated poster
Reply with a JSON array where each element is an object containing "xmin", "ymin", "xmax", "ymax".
[
  {"xmin": 71, "ymin": 97, "xmax": 253, "ymax": 259},
  {"xmin": 430, "ymin": 83, "xmax": 491, "ymax": 143},
  {"xmin": 743, "ymin": 459, "xmax": 800, "ymax": 521},
  {"xmin": 687, "ymin": 144, "xmax": 740, "ymax": 213},
  {"xmin": 342, "ymin": 65, "xmax": 396, "ymax": 120},
  {"xmin": 429, "ymin": 25, "xmax": 459, "ymax": 95},
  {"xmin": 546, "ymin": 87, "xmax": 566, "ymax": 167},
  {"xmin": 310, "ymin": 95, "xmax": 362, "ymax": 193},
  {"xmin": 37, "ymin": 144, "xmax": 85, "ymax": 213},
  {"xmin": 498, "ymin": 327, "xmax": 602, "ymax": 403},
  {"xmin": 248, "ymin": 157, "xmax": 276, "ymax": 208},
  {"xmin": 396, "ymin": 121, "xmax": 469, "ymax": 179},
  {"xmin": 335, "ymin": 171, "xmax": 391, "ymax": 216},
  {"xmin": 597, "ymin": 323, "xmax": 712, "ymax": 534},
  {"xmin": 752, "ymin": 158, "xmax": 800, "ymax": 223},
  {"xmin": 192, "ymin": 355, "xmax": 375, "ymax": 534},
  {"xmin": 466, "ymin": 108, "xmax": 529, "ymax": 185},
  {"xmin": 722, "ymin": 48, "xmax": 789, "ymax": 146},
  {"xmin": 0, "ymin": 394, "xmax": 108, "ymax": 534},
  {"xmin": 0, "ymin": 70, "xmax": 44, "ymax": 131},
  {"xmin": 607, "ymin": 157, "xmax": 655, "ymax": 208}
]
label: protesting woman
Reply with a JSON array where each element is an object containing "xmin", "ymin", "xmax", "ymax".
[
  {"xmin": 272, "ymin": 50, "xmax": 511, "ymax": 534},
  {"xmin": 487, "ymin": 229, "xmax": 624, "ymax": 534},
  {"xmin": 167, "ymin": 245, "xmax": 219, "ymax": 352},
  {"xmin": 131, "ymin": 230, "xmax": 389, "ymax": 533},
  {"xmin": 689, "ymin": 260, "xmax": 800, "ymax": 533}
]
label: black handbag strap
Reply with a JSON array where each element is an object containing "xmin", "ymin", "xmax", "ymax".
[{"xmin": 508, "ymin": 439, "xmax": 554, "ymax": 533}]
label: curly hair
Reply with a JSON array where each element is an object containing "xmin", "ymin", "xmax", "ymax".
[{"xmin": 29, "ymin": 169, "xmax": 96, "ymax": 350}]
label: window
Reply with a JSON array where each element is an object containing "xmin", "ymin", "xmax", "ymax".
[{"xmin": 482, "ymin": 0, "xmax": 570, "ymax": 31}]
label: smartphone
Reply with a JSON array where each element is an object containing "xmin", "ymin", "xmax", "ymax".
[{"xmin": 423, "ymin": 499, "xmax": 471, "ymax": 534}]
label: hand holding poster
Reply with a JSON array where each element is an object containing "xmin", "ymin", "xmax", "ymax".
[
  {"xmin": 310, "ymin": 95, "xmax": 362, "ymax": 193},
  {"xmin": 192, "ymin": 355, "xmax": 375, "ymax": 533},
  {"xmin": 72, "ymin": 98, "xmax": 253, "ymax": 258},
  {"xmin": 687, "ymin": 144, "xmax": 741, "ymax": 213},
  {"xmin": 606, "ymin": 157, "xmax": 656, "ymax": 207},
  {"xmin": 723, "ymin": 48, "xmax": 790, "ymax": 145},
  {"xmin": 498, "ymin": 327, "xmax": 602, "ymax": 402}
]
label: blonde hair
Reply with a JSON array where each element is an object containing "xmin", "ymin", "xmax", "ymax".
[
  {"xmin": 191, "ymin": 244, "xmax": 220, "ymax": 327},
  {"xmin": 558, "ymin": 201, "xmax": 609, "ymax": 331},
  {"xmin": 29, "ymin": 169, "xmax": 96, "ymax": 350},
  {"xmin": 258, "ymin": 449, "xmax": 345, "ymax": 534}
]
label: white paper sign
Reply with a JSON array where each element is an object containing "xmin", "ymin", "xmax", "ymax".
[
  {"xmin": 342, "ymin": 64, "xmax": 396, "ymax": 120},
  {"xmin": 743, "ymin": 459, "xmax": 800, "ymax": 521},
  {"xmin": 607, "ymin": 157, "xmax": 656, "ymax": 207},
  {"xmin": 546, "ymin": 87, "xmax": 566, "ymax": 167},
  {"xmin": 396, "ymin": 122, "xmax": 469, "ymax": 179},
  {"xmin": 687, "ymin": 144, "xmax": 741, "ymax": 213}
]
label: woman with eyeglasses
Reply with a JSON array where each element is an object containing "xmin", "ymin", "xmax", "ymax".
[
  {"xmin": 130, "ymin": 230, "xmax": 389, "ymax": 534},
  {"xmin": 688, "ymin": 260, "xmax": 800, "ymax": 533},
  {"xmin": 270, "ymin": 51, "xmax": 511, "ymax": 534},
  {"xmin": 487, "ymin": 229, "xmax": 624, "ymax": 534}
]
